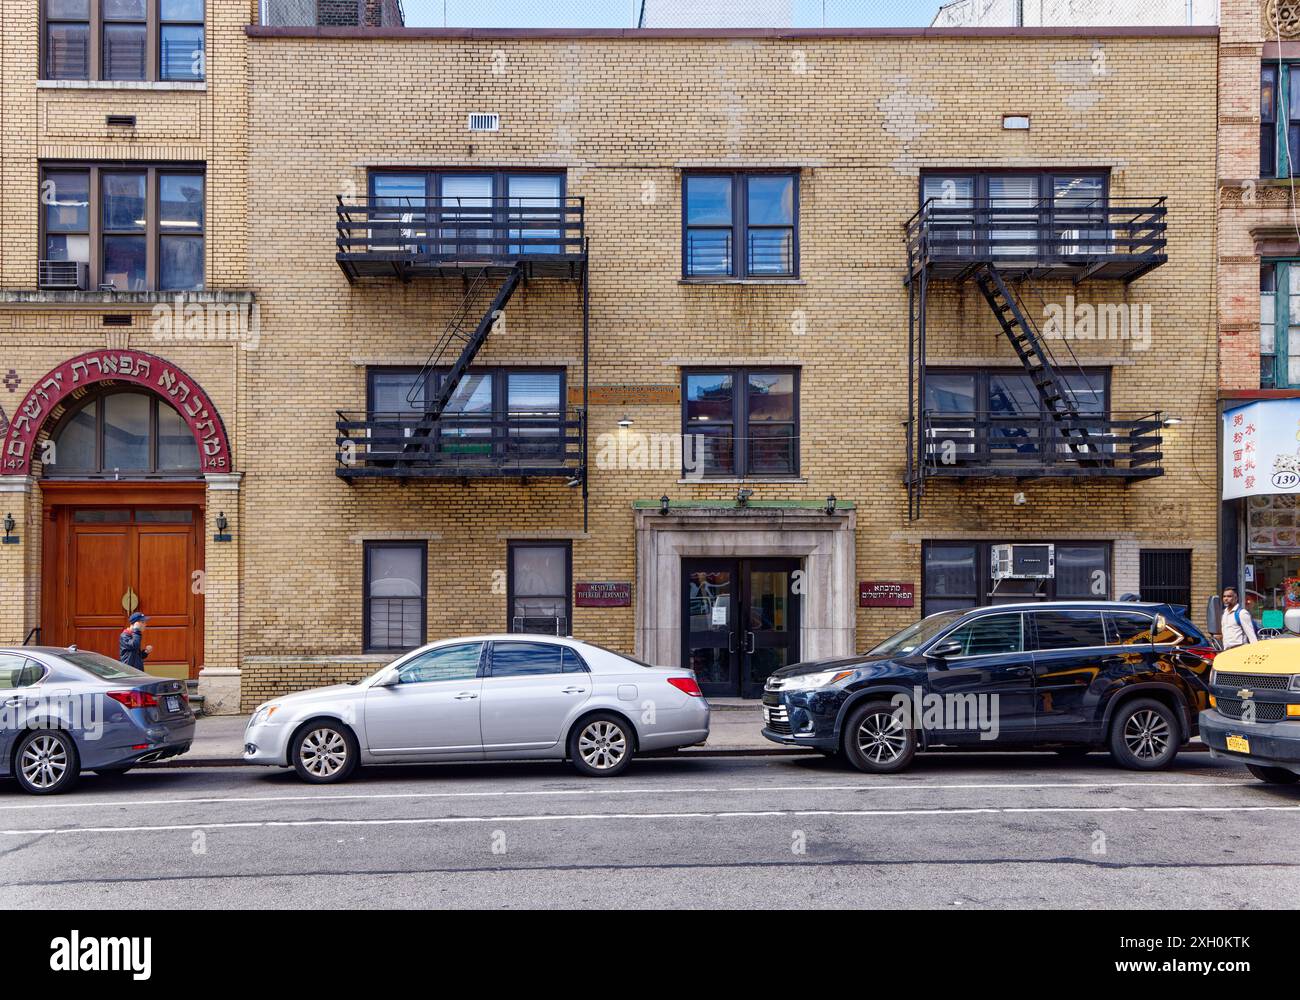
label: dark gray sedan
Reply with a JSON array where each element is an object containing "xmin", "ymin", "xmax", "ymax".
[{"xmin": 0, "ymin": 646, "xmax": 195, "ymax": 794}]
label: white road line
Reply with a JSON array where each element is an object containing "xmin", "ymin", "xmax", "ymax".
[
  {"xmin": 0, "ymin": 780, "xmax": 1254, "ymax": 813},
  {"xmin": 5, "ymin": 803, "xmax": 1298, "ymax": 837}
]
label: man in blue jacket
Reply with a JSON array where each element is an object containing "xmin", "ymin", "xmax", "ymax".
[{"xmin": 119, "ymin": 612, "xmax": 153, "ymax": 671}]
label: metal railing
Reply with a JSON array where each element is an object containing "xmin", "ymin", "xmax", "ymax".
[
  {"xmin": 336, "ymin": 408, "xmax": 585, "ymax": 477},
  {"xmin": 919, "ymin": 410, "xmax": 1164, "ymax": 477},
  {"xmin": 905, "ymin": 196, "xmax": 1167, "ymax": 277}
]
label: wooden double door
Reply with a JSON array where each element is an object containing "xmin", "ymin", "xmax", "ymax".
[{"xmin": 43, "ymin": 487, "xmax": 204, "ymax": 679}]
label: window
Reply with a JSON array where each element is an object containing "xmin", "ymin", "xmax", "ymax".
[
  {"xmin": 398, "ymin": 642, "xmax": 482, "ymax": 684},
  {"xmin": 488, "ymin": 641, "xmax": 587, "ymax": 677},
  {"xmin": 683, "ymin": 368, "xmax": 799, "ymax": 478},
  {"xmin": 1260, "ymin": 261, "xmax": 1300, "ymax": 388},
  {"xmin": 1261, "ymin": 64, "xmax": 1300, "ymax": 178},
  {"xmin": 47, "ymin": 389, "xmax": 199, "ymax": 476},
  {"xmin": 368, "ymin": 170, "xmax": 566, "ymax": 256},
  {"xmin": 943, "ymin": 614, "xmax": 1024, "ymax": 657},
  {"xmin": 508, "ymin": 542, "xmax": 571, "ymax": 635},
  {"xmin": 1032, "ymin": 611, "xmax": 1108, "ymax": 650},
  {"xmin": 683, "ymin": 172, "xmax": 798, "ymax": 278},
  {"xmin": 1106, "ymin": 612, "xmax": 1156, "ymax": 646},
  {"xmin": 42, "ymin": 0, "xmax": 204, "ymax": 82},
  {"xmin": 364, "ymin": 542, "xmax": 426, "ymax": 652},
  {"xmin": 921, "ymin": 542, "xmax": 1111, "ymax": 617},
  {"xmin": 40, "ymin": 164, "xmax": 204, "ymax": 292},
  {"xmin": 1138, "ymin": 549, "xmax": 1192, "ymax": 610},
  {"xmin": 0, "ymin": 654, "xmax": 43, "ymax": 690}
]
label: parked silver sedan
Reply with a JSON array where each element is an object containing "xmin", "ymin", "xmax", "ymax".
[{"xmin": 243, "ymin": 636, "xmax": 710, "ymax": 781}]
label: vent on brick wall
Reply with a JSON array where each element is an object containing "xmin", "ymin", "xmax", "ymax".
[
  {"xmin": 102, "ymin": 314, "xmax": 132, "ymax": 327},
  {"xmin": 467, "ymin": 113, "xmax": 500, "ymax": 133},
  {"xmin": 106, "ymin": 114, "xmax": 137, "ymax": 127}
]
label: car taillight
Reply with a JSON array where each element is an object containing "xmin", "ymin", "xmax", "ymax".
[
  {"xmin": 1185, "ymin": 645, "xmax": 1217, "ymax": 664},
  {"xmin": 107, "ymin": 689, "xmax": 158, "ymax": 709},
  {"xmin": 667, "ymin": 676, "xmax": 703, "ymax": 697}
]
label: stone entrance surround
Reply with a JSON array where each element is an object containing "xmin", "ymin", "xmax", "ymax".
[{"xmin": 634, "ymin": 506, "xmax": 857, "ymax": 669}]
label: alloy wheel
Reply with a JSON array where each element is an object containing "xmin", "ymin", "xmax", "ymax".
[
  {"xmin": 857, "ymin": 712, "xmax": 908, "ymax": 764},
  {"xmin": 1123, "ymin": 709, "xmax": 1171, "ymax": 761},
  {"xmin": 300, "ymin": 728, "xmax": 348, "ymax": 778},
  {"xmin": 20, "ymin": 734, "xmax": 70, "ymax": 790},
  {"xmin": 577, "ymin": 721, "xmax": 627, "ymax": 771}
]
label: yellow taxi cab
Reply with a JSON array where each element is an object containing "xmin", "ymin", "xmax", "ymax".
[{"xmin": 1200, "ymin": 634, "xmax": 1300, "ymax": 784}]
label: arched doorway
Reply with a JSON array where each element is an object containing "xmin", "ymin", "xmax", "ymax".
[{"xmin": 3, "ymin": 350, "xmax": 232, "ymax": 680}]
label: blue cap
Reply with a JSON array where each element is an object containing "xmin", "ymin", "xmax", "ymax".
[{"xmin": 128, "ymin": 612, "xmax": 148, "ymax": 624}]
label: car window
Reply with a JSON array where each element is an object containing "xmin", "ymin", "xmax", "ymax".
[
  {"xmin": 398, "ymin": 643, "xmax": 482, "ymax": 684},
  {"xmin": 943, "ymin": 615, "xmax": 1023, "ymax": 656},
  {"xmin": 1033, "ymin": 611, "xmax": 1108, "ymax": 650},
  {"xmin": 870, "ymin": 610, "xmax": 965, "ymax": 656},
  {"xmin": 0, "ymin": 654, "xmax": 41, "ymax": 690},
  {"xmin": 1106, "ymin": 612, "xmax": 1156, "ymax": 646},
  {"xmin": 62, "ymin": 649, "xmax": 142, "ymax": 680},
  {"xmin": 562, "ymin": 647, "xmax": 588, "ymax": 674},
  {"xmin": 491, "ymin": 641, "xmax": 565, "ymax": 677}
]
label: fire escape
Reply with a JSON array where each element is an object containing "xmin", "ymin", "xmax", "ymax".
[
  {"xmin": 903, "ymin": 193, "xmax": 1169, "ymax": 520},
  {"xmin": 333, "ymin": 192, "xmax": 590, "ymax": 525}
]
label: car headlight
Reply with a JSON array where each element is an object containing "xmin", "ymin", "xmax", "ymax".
[
  {"xmin": 249, "ymin": 704, "xmax": 281, "ymax": 727},
  {"xmin": 1291, "ymin": 675, "xmax": 1300, "ymax": 692},
  {"xmin": 778, "ymin": 670, "xmax": 854, "ymax": 692}
]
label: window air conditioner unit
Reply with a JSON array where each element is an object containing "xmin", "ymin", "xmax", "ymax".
[
  {"xmin": 926, "ymin": 425, "xmax": 975, "ymax": 458},
  {"xmin": 991, "ymin": 543, "xmax": 1055, "ymax": 581},
  {"xmin": 38, "ymin": 260, "xmax": 89, "ymax": 290}
]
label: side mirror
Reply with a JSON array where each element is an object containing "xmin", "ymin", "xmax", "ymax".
[
  {"xmin": 1286, "ymin": 608, "xmax": 1300, "ymax": 636},
  {"xmin": 928, "ymin": 640, "xmax": 964, "ymax": 661},
  {"xmin": 372, "ymin": 668, "xmax": 400, "ymax": 688}
]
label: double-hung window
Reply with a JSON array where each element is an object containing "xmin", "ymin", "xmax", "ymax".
[
  {"xmin": 1261, "ymin": 261, "xmax": 1300, "ymax": 388},
  {"xmin": 683, "ymin": 172, "xmax": 798, "ymax": 278},
  {"xmin": 683, "ymin": 368, "xmax": 799, "ymax": 478},
  {"xmin": 507, "ymin": 542, "xmax": 572, "ymax": 636},
  {"xmin": 41, "ymin": 164, "xmax": 205, "ymax": 291},
  {"xmin": 1262, "ymin": 64, "xmax": 1300, "ymax": 178},
  {"xmin": 922, "ymin": 542, "xmax": 1111, "ymax": 617},
  {"xmin": 363, "ymin": 541, "xmax": 427, "ymax": 652},
  {"xmin": 42, "ymin": 1, "xmax": 205, "ymax": 82}
]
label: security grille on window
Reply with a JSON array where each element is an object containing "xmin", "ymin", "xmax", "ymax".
[
  {"xmin": 42, "ymin": 1, "xmax": 205, "ymax": 82},
  {"xmin": 364, "ymin": 542, "xmax": 426, "ymax": 652},
  {"xmin": 508, "ymin": 542, "xmax": 571, "ymax": 636}
]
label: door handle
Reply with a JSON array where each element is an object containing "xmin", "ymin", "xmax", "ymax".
[
  {"xmin": 1009, "ymin": 667, "xmax": 1031, "ymax": 678},
  {"xmin": 728, "ymin": 630, "xmax": 736, "ymax": 654},
  {"xmin": 745, "ymin": 632, "xmax": 756, "ymax": 654},
  {"xmin": 453, "ymin": 692, "xmax": 478, "ymax": 700},
  {"xmin": 562, "ymin": 686, "xmax": 586, "ymax": 694},
  {"xmin": 4, "ymin": 697, "xmax": 22, "ymax": 708}
]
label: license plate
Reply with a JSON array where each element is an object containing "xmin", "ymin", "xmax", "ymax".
[
  {"xmin": 1226, "ymin": 735, "xmax": 1251, "ymax": 754},
  {"xmin": 165, "ymin": 695, "xmax": 181, "ymax": 713}
]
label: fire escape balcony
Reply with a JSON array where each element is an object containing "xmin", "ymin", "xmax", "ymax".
[
  {"xmin": 336, "ymin": 196, "xmax": 587, "ymax": 282},
  {"xmin": 905, "ymin": 196, "xmax": 1167, "ymax": 285},
  {"xmin": 920, "ymin": 411, "xmax": 1164, "ymax": 481},
  {"xmin": 336, "ymin": 409, "xmax": 586, "ymax": 481}
]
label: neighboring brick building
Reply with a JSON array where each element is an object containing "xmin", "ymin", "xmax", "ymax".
[{"xmin": 0, "ymin": 3, "xmax": 1222, "ymax": 711}]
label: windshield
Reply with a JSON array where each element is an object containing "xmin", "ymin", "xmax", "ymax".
[
  {"xmin": 868, "ymin": 611, "xmax": 965, "ymax": 657},
  {"xmin": 62, "ymin": 649, "xmax": 146, "ymax": 681}
]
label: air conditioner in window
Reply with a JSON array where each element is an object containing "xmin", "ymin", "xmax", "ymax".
[
  {"xmin": 368, "ymin": 212, "xmax": 420, "ymax": 253},
  {"xmin": 37, "ymin": 260, "xmax": 89, "ymax": 290},
  {"xmin": 925, "ymin": 425, "xmax": 975, "ymax": 458},
  {"xmin": 991, "ymin": 543, "xmax": 1055, "ymax": 580}
]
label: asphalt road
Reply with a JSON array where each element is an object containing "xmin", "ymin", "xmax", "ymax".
[{"xmin": 1, "ymin": 751, "xmax": 1297, "ymax": 909}]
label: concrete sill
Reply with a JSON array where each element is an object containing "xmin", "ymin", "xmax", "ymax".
[
  {"xmin": 0, "ymin": 289, "xmax": 255, "ymax": 310},
  {"xmin": 678, "ymin": 278, "xmax": 807, "ymax": 286},
  {"xmin": 36, "ymin": 80, "xmax": 206, "ymax": 91},
  {"xmin": 676, "ymin": 478, "xmax": 808, "ymax": 485}
]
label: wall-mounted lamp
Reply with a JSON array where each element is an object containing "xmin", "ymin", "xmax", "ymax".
[
  {"xmin": 1162, "ymin": 415, "xmax": 1183, "ymax": 428},
  {"xmin": 824, "ymin": 494, "xmax": 837, "ymax": 516},
  {"xmin": 659, "ymin": 494, "xmax": 671, "ymax": 516},
  {"xmin": 213, "ymin": 511, "xmax": 232, "ymax": 543},
  {"xmin": 618, "ymin": 415, "xmax": 633, "ymax": 428},
  {"xmin": 2, "ymin": 513, "xmax": 17, "ymax": 545}
]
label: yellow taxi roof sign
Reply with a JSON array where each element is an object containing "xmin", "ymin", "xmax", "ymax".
[{"xmin": 1215, "ymin": 638, "xmax": 1300, "ymax": 675}]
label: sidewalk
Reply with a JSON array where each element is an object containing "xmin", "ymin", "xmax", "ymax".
[{"xmin": 162, "ymin": 700, "xmax": 792, "ymax": 766}]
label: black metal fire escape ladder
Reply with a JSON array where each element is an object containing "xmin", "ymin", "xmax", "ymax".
[
  {"xmin": 970, "ymin": 262, "xmax": 1098, "ymax": 462},
  {"xmin": 401, "ymin": 263, "xmax": 526, "ymax": 464}
]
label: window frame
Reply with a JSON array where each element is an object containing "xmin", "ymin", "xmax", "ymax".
[
  {"xmin": 506, "ymin": 540, "xmax": 572, "ymax": 636},
  {"xmin": 39, "ymin": 162, "xmax": 205, "ymax": 292},
  {"xmin": 937, "ymin": 611, "xmax": 1026, "ymax": 660},
  {"xmin": 1262, "ymin": 62, "xmax": 1300, "ymax": 179},
  {"xmin": 395, "ymin": 641, "xmax": 484, "ymax": 685},
  {"xmin": 40, "ymin": 0, "xmax": 206, "ymax": 83},
  {"xmin": 1260, "ymin": 259, "xmax": 1300, "ymax": 389},
  {"xmin": 681, "ymin": 366, "xmax": 801, "ymax": 479},
  {"xmin": 923, "ymin": 366, "xmax": 1111, "ymax": 417},
  {"xmin": 681, "ymin": 170, "xmax": 800, "ymax": 279},
  {"xmin": 362, "ymin": 540, "xmax": 428, "ymax": 654},
  {"xmin": 920, "ymin": 540, "xmax": 1113, "ymax": 618},
  {"xmin": 44, "ymin": 387, "xmax": 201, "ymax": 478},
  {"xmin": 917, "ymin": 168, "xmax": 1110, "ymax": 209},
  {"xmin": 485, "ymin": 639, "xmax": 589, "ymax": 678}
]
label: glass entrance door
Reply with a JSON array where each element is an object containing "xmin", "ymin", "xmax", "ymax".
[{"xmin": 683, "ymin": 558, "xmax": 801, "ymax": 698}]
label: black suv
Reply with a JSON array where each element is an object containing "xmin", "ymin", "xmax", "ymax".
[{"xmin": 761, "ymin": 601, "xmax": 1217, "ymax": 774}]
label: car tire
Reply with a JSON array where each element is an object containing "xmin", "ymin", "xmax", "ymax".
[
  {"xmin": 290, "ymin": 721, "xmax": 358, "ymax": 784},
  {"xmin": 1246, "ymin": 764, "xmax": 1300, "ymax": 784},
  {"xmin": 568, "ymin": 713, "xmax": 634, "ymax": 777},
  {"xmin": 13, "ymin": 729, "xmax": 80, "ymax": 795},
  {"xmin": 1108, "ymin": 698, "xmax": 1180, "ymax": 771},
  {"xmin": 842, "ymin": 700, "xmax": 916, "ymax": 774}
]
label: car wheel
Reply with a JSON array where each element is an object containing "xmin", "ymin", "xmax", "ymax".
[
  {"xmin": 14, "ymin": 730, "xmax": 80, "ymax": 795},
  {"xmin": 1108, "ymin": 698, "xmax": 1179, "ymax": 771},
  {"xmin": 291, "ymin": 721, "xmax": 358, "ymax": 784},
  {"xmin": 843, "ymin": 700, "xmax": 916, "ymax": 774},
  {"xmin": 569, "ymin": 714, "xmax": 633, "ymax": 777},
  {"xmin": 1246, "ymin": 764, "xmax": 1300, "ymax": 784}
]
